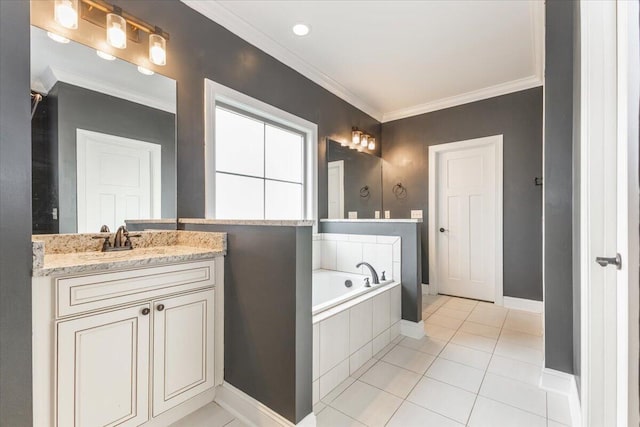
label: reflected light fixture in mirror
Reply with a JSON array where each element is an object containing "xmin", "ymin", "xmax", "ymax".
[
  {"xmin": 368, "ymin": 137, "xmax": 376, "ymax": 150},
  {"xmin": 96, "ymin": 50, "xmax": 116, "ymax": 61},
  {"xmin": 149, "ymin": 32, "xmax": 167, "ymax": 66},
  {"xmin": 47, "ymin": 32, "xmax": 70, "ymax": 44},
  {"xmin": 352, "ymin": 128, "xmax": 362, "ymax": 146},
  {"xmin": 54, "ymin": 0, "xmax": 78, "ymax": 29},
  {"xmin": 361, "ymin": 133, "xmax": 369, "ymax": 147},
  {"xmin": 137, "ymin": 66, "xmax": 155, "ymax": 76},
  {"xmin": 107, "ymin": 10, "xmax": 127, "ymax": 49}
]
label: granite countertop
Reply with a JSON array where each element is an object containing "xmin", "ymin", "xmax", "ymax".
[
  {"xmin": 32, "ymin": 230, "xmax": 226, "ymax": 277},
  {"xmin": 179, "ymin": 218, "xmax": 315, "ymax": 227}
]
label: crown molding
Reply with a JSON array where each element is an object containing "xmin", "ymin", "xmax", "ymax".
[
  {"xmin": 182, "ymin": 0, "xmax": 544, "ymax": 124},
  {"xmin": 182, "ymin": 0, "xmax": 384, "ymax": 121},
  {"xmin": 381, "ymin": 75, "xmax": 543, "ymax": 123},
  {"xmin": 33, "ymin": 66, "xmax": 176, "ymax": 114}
]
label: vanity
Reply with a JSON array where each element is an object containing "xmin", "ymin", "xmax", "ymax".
[{"xmin": 31, "ymin": 231, "xmax": 226, "ymax": 426}]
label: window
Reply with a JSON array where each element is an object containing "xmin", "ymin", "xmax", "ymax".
[
  {"xmin": 205, "ymin": 79, "xmax": 318, "ymax": 225},
  {"xmin": 214, "ymin": 105, "xmax": 306, "ymax": 220}
]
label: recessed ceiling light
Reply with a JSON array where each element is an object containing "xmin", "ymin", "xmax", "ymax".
[
  {"xmin": 292, "ymin": 23, "xmax": 310, "ymax": 36},
  {"xmin": 47, "ymin": 32, "xmax": 70, "ymax": 44},
  {"xmin": 96, "ymin": 50, "xmax": 116, "ymax": 61},
  {"xmin": 137, "ymin": 66, "xmax": 154, "ymax": 76}
]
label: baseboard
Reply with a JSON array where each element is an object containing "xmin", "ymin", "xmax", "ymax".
[
  {"xmin": 400, "ymin": 319, "xmax": 425, "ymax": 339},
  {"xmin": 215, "ymin": 382, "xmax": 316, "ymax": 427},
  {"xmin": 503, "ymin": 296, "xmax": 543, "ymax": 313},
  {"xmin": 422, "ymin": 284, "xmax": 430, "ymax": 295},
  {"xmin": 144, "ymin": 388, "xmax": 215, "ymax": 426},
  {"xmin": 539, "ymin": 368, "xmax": 581, "ymax": 427}
]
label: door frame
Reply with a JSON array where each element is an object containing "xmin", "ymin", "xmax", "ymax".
[
  {"xmin": 579, "ymin": 1, "xmax": 640, "ymax": 425},
  {"xmin": 76, "ymin": 128, "xmax": 162, "ymax": 232},
  {"xmin": 327, "ymin": 160, "xmax": 345, "ymax": 219},
  {"xmin": 428, "ymin": 135, "xmax": 504, "ymax": 304}
]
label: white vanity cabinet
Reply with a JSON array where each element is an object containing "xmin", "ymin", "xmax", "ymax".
[{"xmin": 33, "ymin": 257, "xmax": 224, "ymax": 427}]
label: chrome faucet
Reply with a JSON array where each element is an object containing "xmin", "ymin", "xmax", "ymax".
[
  {"xmin": 356, "ymin": 262, "xmax": 380, "ymax": 286},
  {"xmin": 113, "ymin": 225, "xmax": 128, "ymax": 248}
]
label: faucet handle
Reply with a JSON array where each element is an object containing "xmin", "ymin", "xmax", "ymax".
[
  {"xmin": 381, "ymin": 271, "xmax": 386, "ymax": 281},
  {"xmin": 364, "ymin": 277, "xmax": 371, "ymax": 287},
  {"xmin": 123, "ymin": 232, "xmax": 142, "ymax": 248},
  {"xmin": 92, "ymin": 235, "xmax": 111, "ymax": 251}
]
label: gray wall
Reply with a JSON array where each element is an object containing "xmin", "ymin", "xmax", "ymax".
[
  {"xmin": 381, "ymin": 87, "xmax": 544, "ymax": 301},
  {"xmin": 327, "ymin": 139, "xmax": 382, "ymax": 218},
  {"xmin": 319, "ymin": 221, "xmax": 422, "ymax": 322},
  {"xmin": 544, "ymin": 0, "xmax": 578, "ymax": 375},
  {"xmin": 182, "ymin": 223, "xmax": 312, "ymax": 424},
  {"xmin": 0, "ymin": 1, "xmax": 33, "ymax": 425},
  {"xmin": 108, "ymin": 0, "xmax": 381, "ymax": 221},
  {"xmin": 49, "ymin": 82, "xmax": 176, "ymax": 233}
]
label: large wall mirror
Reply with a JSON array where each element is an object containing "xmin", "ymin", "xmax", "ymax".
[
  {"xmin": 30, "ymin": 25, "xmax": 177, "ymax": 234},
  {"xmin": 326, "ymin": 138, "xmax": 382, "ymax": 219}
]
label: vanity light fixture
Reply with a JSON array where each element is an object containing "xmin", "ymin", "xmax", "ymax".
[
  {"xmin": 96, "ymin": 50, "xmax": 116, "ymax": 60},
  {"xmin": 54, "ymin": 0, "xmax": 79, "ymax": 29},
  {"xmin": 360, "ymin": 134, "xmax": 369, "ymax": 147},
  {"xmin": 106, "ymin": 8, "xmax": 127, "ymax": 49},
  {"xmin": 47, "ymin": 32, "xmax": 71, "ymax": 44},
  {"xmin": 352, "ymin": 128, "xmax": 362, "ymax": 146},
  {"xmin": 292, "ymin": 23, "xmax": 310, "ymax": 36},
  {"xmin": 137, "ymin": 66, "xmax": 155, "ymax": 76},
  {"xmin": 368, "ymin": 137, "xmax": 376, "ymax": 150},
  {"xmin": 148, "ymin": 30, "xmax": 167, "ymax": 66}
]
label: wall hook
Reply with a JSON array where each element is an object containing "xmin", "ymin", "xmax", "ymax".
[
  {"xmin": 392, "ymin": 182, "xmax": 407, "ymax": 199},
  {"xmin": 359, "ymin": 185, "xmax": 370, "ymax": 198}
]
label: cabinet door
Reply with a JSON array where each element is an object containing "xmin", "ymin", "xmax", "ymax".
[
  {"xmin": 57, "ymin": 305, "xmax": 150, "ymax": 427},
  {"xmin": 152, "ymin": 289, "xmax": 215, "ymax": 416}
]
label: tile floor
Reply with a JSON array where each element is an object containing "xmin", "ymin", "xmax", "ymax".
[{"xmin": 171, "ymin": 295, "xmax": 572, "ymax": 427}]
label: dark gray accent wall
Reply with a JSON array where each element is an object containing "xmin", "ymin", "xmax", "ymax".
[
  {"xmin": 544, "ymin": 0, "xmax": 577, "ymax": 375},
  {"xmin": 327, "ymin": 139, "xmax": 382, "ymax": 218},
  {"xmin": 47, "ymin": 82, "xmax": 176, "ymax": 233},
  {"xmin": 319, "ymin": 221, "xmax": 422, "ymax": 322},
  {"xmin": 182, "ymin": 222, "xmax": 312, "ymax": 424},
  {"xmin": 381, "ymin": 87, "xmax": 544, "ymax": 301},
  {"xmin": 109, "ymin": 0, "xmax": 381, "ymax": 220},
  {"xmin": 0, "ymin": 1, "xmax": 33, "ymax": 425}
]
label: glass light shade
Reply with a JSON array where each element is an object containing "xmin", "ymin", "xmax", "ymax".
[
  {"xmin": 137, "ymin": 66, "xmax": 154, "ymax": 76},
  {"xmin": 149, "ymin": 34, "xmax": 167, "ymax": 66},
  {"xmin": 54, "ymin": 0, "xmax": 78, "ymax": 29},
  {"xmin": 368, "ymin": 138, "xmax": 375, "ymax": 150},
  {"xmin": 352, "ymin": 129, "xmax": 362, "ymax": 145},
  {"xmin": 107, "ymin": 13, "xmax": 127, "ymax": 49},
  {"xmin": 361, "ymin": 134, "xmax": 369, "ymax": 147}
]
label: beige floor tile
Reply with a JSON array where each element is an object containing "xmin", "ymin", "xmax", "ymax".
[
  {"xmin": 459, "ymin": 321, "xmax": 502, "ymax": 339},
  {"xmin": 330, "ymin": 381, "xmax": 403, "ymax": 427},
  {"xmin": 398, "ymin": 335, "xmax": 447, "ymax": 356},
  {"xmin": 406, "ymin": 377, "xmax": 476, "ymax": 424},
  {"xmin": 387, "ymin": 401, "xmax": 464, "ymax": 427},
  {"xmin": 359, "ymin": 360, "xmax": 422, "ymax": 398},
  {"xmin": 440, "ymin": 342, "xmax": 492, "ymax": 370},
  {"xmin": 316, "ymin": 406, "xmax": 365, "ymax": 427},
  {"xmin": 424, "ymin": 323, "xmax": 457, "ymax": 341},
  {"xmin": 479, "ymin": 373, "xmax": 547, "ymax": 417},
  {"xmin": 425, "ymin": 313, "xmax": 465, "ymax": 329},
  {"xmin": 425, "ymin": 357, "xmax": 485, "ymax": 393},
  {"xmin": 382, "ymin": 345, "xmax": 436, "ymax": 374},
  {"xmin": 468, "ymin": 396, "xmax": 546, "ymax": 427},
  {"xmin": 450, "ymin": 330, "xmax": 497, "ymax": 353}
]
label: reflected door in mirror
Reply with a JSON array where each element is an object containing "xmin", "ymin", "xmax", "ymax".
[{"xmin": 77, "ymin": 130, "xmax": 161, "ymax": 233}]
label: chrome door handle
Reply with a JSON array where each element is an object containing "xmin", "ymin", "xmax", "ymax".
[
  {"xmin": 596, "ymin": 253, "xmax": 622, "ymax": 270},
  {"xmin": 439, "ymin": 227, "xmax": 447, "ymax": 233}
]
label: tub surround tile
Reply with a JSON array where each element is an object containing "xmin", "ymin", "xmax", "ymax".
[
  {"xmin": 349, "ymin": 343, "xmax": 373, "ymax": 375},
  {"xmin": 321, "ymin": 376, "xmax": 356, "ymax": 404},
  {"xmin": 313, "ymin": 323, "xmax": 320, "ymax": 380},
  {"xmin": 350, "ymin": 300, "xmax": 373, "ymax": 352},
  {"xmin": 319, "ymin": 311, "xmax": 350, "ymax": 375},
  {"xmin": 389, "ymin": 320, "xmax": 401, "ymax": 342},
  {"xmin": 319, "ymin": 359, "xmax": 350, "ymax": 400},
  {"xmin": 372, "ymin": 329, "xmax": 392, "ymax": 356},
  {"xmin": 336, "ymin": 241, "xmax": 364, "ymax": 274},
  {"xmin": 313, "ymin": 240, "xmax": 321, "ymax": 270},
  {"xmin": 372, "ymin": 291, "xmax": 391, "ymax": 336}
]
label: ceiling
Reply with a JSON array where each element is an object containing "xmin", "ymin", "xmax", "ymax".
[
  {"xmin": 183, "ymin": 0, "xmax": 543, "ymax": 122},
  {"xmin": 31, "ymin": 26, "xmax": 176, "ymax": 113}
]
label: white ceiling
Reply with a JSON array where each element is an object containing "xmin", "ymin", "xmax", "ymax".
[
  {"xmin": 31, "ymin": 26, "xmax": 176, "ymax": 113},
  {"xmin": 183, "ymin": 0, "xmax": 543, "ymax": 122}
]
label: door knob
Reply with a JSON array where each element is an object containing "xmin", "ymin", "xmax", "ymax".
[
  {"xmin": 439, "ymin": 227, "xmax": 447, "ymax": 233},
  {"xmin": 141, "ymin": 308, "xmax": 150, "ymax": 316},
  {"xmin": 156, "ymin": 304, "xmax": 165, "ymax": 312},
  {"xmin": 595, "ymin": 253, "xmax": 622, "ymax": 270}
]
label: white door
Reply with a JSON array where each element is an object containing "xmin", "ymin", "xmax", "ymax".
[
  {"xmin": 429, "ymin": 136, "xmax": 503, "ymax": 302},
  {"xmin": 76, "ymin": 129, "xmax": 161, "ymax": 233},
  {"xmin": 152, "ymin": 289, "xmax": 215, "ymax": 416},
  {"xmin": 580, "ymin": 1, "xmax": 639, "ymax": 425},
  {"xmin": 57, "ymin": 304, "xmax": 150, "ymax": 427},
  {"xmin": 328, "ymin": 160, "xmax": 344, "ymax": 219}
]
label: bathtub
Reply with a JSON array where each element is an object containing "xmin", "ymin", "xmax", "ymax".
[
  {"xmin": 312, "ymin": 269, "xmax": 401, "ymax": 405},
  {"xmin": 312, "ymin": 269, "xmax": 390, "ymax": 315}
]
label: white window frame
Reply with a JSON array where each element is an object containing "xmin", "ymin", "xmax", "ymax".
[{"xmin": 204, "ymin": 79, "xmax": 318, "ymax": 228}]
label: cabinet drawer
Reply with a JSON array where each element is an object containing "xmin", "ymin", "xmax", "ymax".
[{"xmin": 56, "ymin": 260, "xmax": 215, "ymax": 317}]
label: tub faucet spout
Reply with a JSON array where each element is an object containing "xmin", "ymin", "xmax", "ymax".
[{"xmin": 356, "ymin": 262, "xmax": 380, "ymax": 285}]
